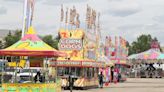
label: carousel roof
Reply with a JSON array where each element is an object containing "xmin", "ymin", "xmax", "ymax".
[
  {"xmin": 0, "ymin": 27, "xmax": 66, "ymax": 57},
  {"xmin": 128, "ymin": 49, "xmax": 163, "ymax": 60},
  {"xmin": 157, "ymin": 54, "xmax": 164, "ymax": 59}
]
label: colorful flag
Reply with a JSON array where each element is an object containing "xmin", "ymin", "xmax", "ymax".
[
  {"xmin": 65, "ymin": 7, "xmax": 68, "ymax": 24},
  {"xmin": 115, "ymin": 36, "xmax": 118, "ymax": 59},
  {"xmin": 60, "ymin": 4, "xmax": 64, "ymax": 22},
  {"xmin": 97, "ymin": 12, "xmax": 101, "ymax": 39},
  {"xmin": 108, "ymin": 36, "xmax": 112, "ymax": 47},
  {"xmin": 69, "ymin": 8, "xmax": 73, "ymax": 24},
  {"xmin": 76, "ymin": 13, "xmax": 80, "ymax": 28},
  {"xmin": 86, "ymin": 5, "xmax": 91, "ymax": 29},
  {"xmin": 72, "ymin": 6, "xmax": 76, "ymax": 25},
  {"xmin": 26, "ymin": 0, "xmax": 35, "ymax": 31},
  {"xmin": 92, "ymin": 9, "xmax": 96, "ymax": 28},
  {"xmin": 30, "ymin": 0, "xmax": 34, "ymax": 23}
]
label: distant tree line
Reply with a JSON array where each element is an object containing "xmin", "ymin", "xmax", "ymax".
[{"xmin": 127, "ymin": 34, "xmax": 163, "ymax": 56}]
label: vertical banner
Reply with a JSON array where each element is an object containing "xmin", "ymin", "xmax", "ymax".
[
  {"xmin": 119, "ymin": 36, "xmax": 122, "ymax": 59},
  {"xmin": 22, "ymin": 0, "xmax": 28, "ymax": 37},
  {"xmin": 22, "ymin": 0, "xmax": 35, "ymax": 37},
  {"xmin": 65, "ymin": 8, "xmax": 68, "ymax": 25},
  {"xmin": 26, "ymin": 0, "xmax": 35, "ymax": 30},
  {"xmin": 115, "ymin": 36, "xmax": 118, "ymax": 59},
  {"xmin": 60, "ymin": 4, "xmax": 64, "ymax": 22},
  {"xmin": 97, "ymin": 13, "xmax": 101, "ymax": 40}
]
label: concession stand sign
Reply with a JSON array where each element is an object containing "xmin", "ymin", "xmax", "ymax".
[{"xmin": 59, "ymin": 39, "xmax": 83, "ymax": 50}]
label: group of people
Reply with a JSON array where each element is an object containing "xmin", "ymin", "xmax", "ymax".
[
  {"xmin": 98, "ymin": 66, "xmax": 121, "ymax": 88},
  {"xmin": 131, "ymin": 63, "xmax": 163, "ymax": 78}
]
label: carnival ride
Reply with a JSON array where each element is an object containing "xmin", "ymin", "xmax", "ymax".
[
  {"xmin": 128, "ymin": 42, "xmax": 164, "ymax": 78},
  {"xmin": 0, "ymin": 27, "xmax": 66, "ymax": 92}
]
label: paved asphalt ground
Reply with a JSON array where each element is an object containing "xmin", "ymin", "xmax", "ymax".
[
  {"xmin": 63, "ymin": 78, "xmax": 164, "ymax": 92},
  {"xmin": 1, "ymin": 78, "xmax": 164, "ymax": 92}
]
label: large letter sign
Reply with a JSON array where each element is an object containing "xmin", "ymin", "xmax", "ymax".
[{"xmin": 59, "ymin": 39, "xmax": 82, "ymax": 50}]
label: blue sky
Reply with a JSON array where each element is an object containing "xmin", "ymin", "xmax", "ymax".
[{"xmin": 0, "ymin": 0, "xmax": 164, "ymax": 46}]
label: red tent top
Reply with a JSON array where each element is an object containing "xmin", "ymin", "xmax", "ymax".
[{"xmin": 0, "ymin": 27, "xmax": 67, "ymax": 57}]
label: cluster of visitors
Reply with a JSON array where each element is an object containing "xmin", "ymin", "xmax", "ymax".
[{"xmin": 98, "ymin": 66, "xmax": 122, "ymax": 88}]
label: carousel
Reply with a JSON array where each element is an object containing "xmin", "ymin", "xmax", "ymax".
[
  {"xmin": 0, "ymin": 27, "xmax": 66, "ymax": 92},
  {"xmin": 128, "ymin": 40, "xmax": 164, "ymax": 78}
]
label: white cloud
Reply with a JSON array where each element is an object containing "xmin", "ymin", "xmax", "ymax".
[
  {"xmin": 106, "ymin": 0, "xmax": 141, "ymax": 17},
  {"xmin": 0, "ymin": 0, "xmax": 164, "ymax": 46},
  {"xmin": 0, "ymin": 6, "xmax": 7, "ymax": 15},
  {"xmin": 43, "ymin": 0, "xmax": 88, "ymax": 6}
]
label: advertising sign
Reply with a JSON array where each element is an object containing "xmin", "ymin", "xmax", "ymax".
[{"xmin": 59, "ymin": 39, "xmax": 83, "ymax": 50}]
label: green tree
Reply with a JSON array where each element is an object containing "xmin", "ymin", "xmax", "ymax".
[
  {"xmin": 128, "ymin": 34, "xmax": 152, "ymax": 55},
  {"xmin": 128, "ymin": 34, "xmax": 162, "ymax": 55},
  {"xmin": 0, "ymin": 40, "xmax": 3, "ymax": 49},
  {"xmin": 3, "ymin": 30, "xmax": 21, "ymax": 48},
  {"xmin": 41, "ymin": 35, "xmax": 60, "ymax": 49},
  {"xmin": 54, "ymin": 35, "xmax": 60, "ymax": 50}
]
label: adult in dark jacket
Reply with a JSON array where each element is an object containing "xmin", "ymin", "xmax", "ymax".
[
  {"xmin": 98, "ymin": 72, "xmax": 104, "ymax": 88},
  {"xmin": 68, "ymin": 73, "xmax": 74, "ymax": 92},
  {"xmin": 34, "ymin": 71, "xmax": 42, "ymax": 83}
]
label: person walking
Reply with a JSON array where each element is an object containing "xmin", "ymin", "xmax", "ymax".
[
  {"xmin": 98, "ymin": 72, "xmax": 104, "ymax": 88},
  {"xmin": 34, "ymin": 70, "xmax": 42, "ymax": 83},
  {"xmin": 113, "ymin": 67, "xmax": 119, "ymax": 84},
  {"xmin": 68, "ymin": 72, "xmax": 73, "ymax": 92}
]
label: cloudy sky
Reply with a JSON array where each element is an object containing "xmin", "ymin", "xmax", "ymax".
[{"xmin": 0, "ymin": 0, "xmax": 164, "ymax": 45}]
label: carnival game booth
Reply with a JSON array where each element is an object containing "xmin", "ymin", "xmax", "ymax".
[
  {"xmin": 98, "ymin": 56, "xmax": 114, "ymax": 83},
  {"xmin": 0, "ymin": 27, "xmax": 66, "ymax": 92},
  {"xmin": 110, "ymin": 58, "xmax": 130, "ymax": 82},
  {"xmin": 128, "ymin": 48, "xmax": 164, "ymax": 78}
]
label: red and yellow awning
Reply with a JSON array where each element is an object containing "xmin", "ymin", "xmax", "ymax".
[{"xmin": 0, "ymin": 27, "xmax": 67, "ymax": 57}]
